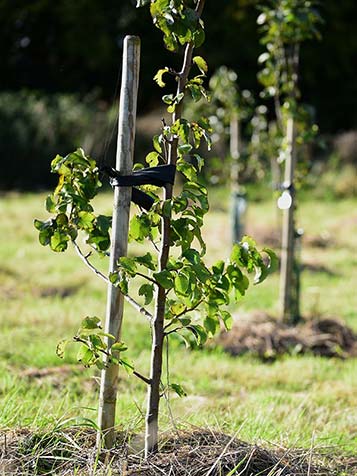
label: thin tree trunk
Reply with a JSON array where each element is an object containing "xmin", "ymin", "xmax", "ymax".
[
  {"xmin": 144, "ymin": 0, "xmax": 206, "ymax": 457},
  {"xmin": 230, "ymin": 114, "xmax": 245, "ymax": 243},
  {"xmin": 97, "ymin": 36, "xmax": 140, "ymax": 450},
  {"xmin": 279, "ymin": 115, "xmax": 297, "ymax": 324}
]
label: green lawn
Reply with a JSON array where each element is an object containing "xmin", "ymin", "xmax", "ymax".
[{"xmin": 0, "ymin": 190, "xmax": 356, "ymax": 461}]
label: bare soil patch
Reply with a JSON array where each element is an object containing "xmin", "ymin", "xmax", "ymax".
[
  {"xmin": 0, "ymin": 428, "xmax": 350, "ymax": 475},
  {"xmin": 218, "ymin": 313, "xmax": 357, "ymax": 360}
]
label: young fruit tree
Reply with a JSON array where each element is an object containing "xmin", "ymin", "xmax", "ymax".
[
  {"xmin": 257, "ymin": 0, "xmax": 321, "ymax": 324},
  {"xmin": 205, "ymin": 67, "xmax": 254, "ymax": 243},
  {"xmin": 35, "ymin": 0, "xmax": 276, "ymax": 457},
  {"xmin": 185, "ymin": 66, "xmax": 257, "ymax": 242}
]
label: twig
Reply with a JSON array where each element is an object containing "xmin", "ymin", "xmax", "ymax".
[
  {"xmin": 135, "ymin": 271, "xmax": 157, "ymax": 285},
  {"xmin": 73, "ymin": 240, "xmax": 109, "ymax": 284},
  {"xmin": 73, "ymin": 240, "xmax": 153, "ymax": 323},
  {"xmin": 163, "ymin": 300, "xmax": 203, "ymax": 332},
  {"xmin": 164, "ymin": 326, "xmax": 184, "ymax": 336},
  {"xmin": 133, "ymin": 370, "xmax": 152, "ymax": 386},
  {"xmin": 74, "ymin": 336, "xmax": 151, "ymax": 385},
  {"xmin": 125, "ymin": 294, "xmax": 154, "ymax": 323},
  {"xmin": 175, "ymin": 299, "xmax": 203, "ymax": 319}
]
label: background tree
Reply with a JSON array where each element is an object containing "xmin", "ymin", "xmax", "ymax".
[{"xmin": 257, "ymin": 0, "xmax": 321, "ymax": 324}]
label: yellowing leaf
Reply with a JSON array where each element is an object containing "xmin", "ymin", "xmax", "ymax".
[
  {"xmin": 154, "ymin": 67, "xmax": 169, "ymax": 87},
  {"xmin": 193, "ymin": 56, "xmax": 208, "ymax": 74}
]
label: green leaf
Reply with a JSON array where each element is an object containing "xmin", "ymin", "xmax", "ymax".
[
  {"xmin": 146, "ymin": 151, "xmax": 160, "ymax": 166},
  {"xmin": 118, "ymin": 256, "xmax": 137, "ymax": 275},
  {"xmin": 192, "ymin": 263, "xmax": 210, "ymax": 283},
  {"xmin": 220, "ymin": 311, "xmax": 233, "ymax": 331},
  {"xmin": 50, "ymin": 230, "xmax": 68, "ymax": 252},
  {"xmin": 119, "ymin": 357, "xmax": 134, "ymax": 375},
  {"xmin": 89, "ymin": 334, "xmax": 105, "ymax": 349},
  {"xmin": 96, "ymin": 215, "xmax": 111, "ymax": 233},
  {"xmin": 153, "ymin": 135, "xmax": 162, "ymax": 153},
  {"xmin": 177, "ymin": 144, "xmax": 193, "ymax": 156},
  {"xmin": 138, "ymin": 283, "xmax": 154, "ymax": 305},
  {"xmin": 162, "ymin": 199, "xmax": 172, "ymax": 218},
  {"xmin": 162, "ymin": 94, "xmax": 174, "ymax": 105},
  {"xmin": 193, "ymin": 56, "xmax": 208, "ymax": 74},
  {"xmin": 34, "ymin": 219, "xmax": 45, "ymax": 231},
  {"xmin": 170, "ymin": 302, "xmax": 186, "ymax": 315},
  {"xmin": 188, "ymin": 324, "xmax": 207, "ymax": 346},
  {"xmin": 204, "ymin": 316, "xmax": 218, "ymax": 336},
  {"xmin": 263, "ymin": 248, "xmax": 279, "ymax": 273},
  {"xmin": 163, "ymin": 33, "xmax": 178, "ymax": 52},
  {"xmin": 183, "ymin": 248, "xmax": 201, "ymax": 265},
  {"xmin": 230, "ymin": 243, "xmax": 243, "ymax": 265},
  {"xmin": 188, "ymin": 83, "xmax": 202, "ymax": 102},
  {"xmin": 136, "ymin": 252, "xmax": 156, "ymax": 270},
  {"xmin": 78, "ymin": 211, "xmax": 95, "ymax": 230},
  {"xmin": 254, "ymin": 264, "xmax": 268, "ymax": 285},
  {"xmin": 87, "ymin": 229, "xmax": 110, "ymax": 252},
  {"xmin": 193, "ymin": 27, "xmax": 205, "ymax": 47},
  {"xmin": 180, "ymin": 317, "xmax": 191, "ymax": 326},
  {"xmin": 45, "ymin": 195, "xmax": 56, "ymax": 213},
  {"xmin": 38, "ymin": 226, "xmax": 53, "ymax": 247},
  {"xmin": 212, "ymin": 260, "xmax": 225, "ymax": 275},
  {"xmin": 174, "ymin": 274, "xmax": 189, "ymax": 295},
  {"xmin": 169, "ymin": 383, "xmax": 187, "ymax": 397},
  {"xmin": 154, "ymin": 67, "xmax": 169, "ymax": 87},
  {"xmin": 111, "ymin": 342, "xmax": 128, "ymax": 352},
  {"xmin": 154, "ymin": 270, "xmax": 173, "ymax": 289},
  {"xmin": 77, "ymin": 345, "xmax": 95, "ymax": 367},
  {"xmin": 129, "ymin": 215, "xmax": 151, "ymax": 242},
  {"xmin": 81, "ymin": 316, "xmax": 101, "ymax": 330}
]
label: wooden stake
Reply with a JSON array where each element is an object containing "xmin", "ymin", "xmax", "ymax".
[
  {"xmin": 97, "ymin": 35, "xmax": 140, "ymax": 449},
  {"xmin": 279, "ymin": 116, "xmax": 297, "ymax": 324}
]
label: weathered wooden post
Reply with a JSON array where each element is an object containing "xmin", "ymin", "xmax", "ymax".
[
  {"xmin": 279, "ymin": 116, "xmax": 297, "ymax": 324},
  {"xmin": 97, "ymin": 35, "xmax": 140, "ymax": 449}
]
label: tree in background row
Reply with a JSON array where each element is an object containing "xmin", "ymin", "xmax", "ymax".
[{"xmin": 257, "ymin": 0, "xmax": 322, "ymax": 324}]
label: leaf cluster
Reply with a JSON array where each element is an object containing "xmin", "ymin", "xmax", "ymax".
[
  {"xmin": 257, "ymin": 0, "xmax": 322, "ymax": 103},
  {"xmin": 138, "ymin": 0, "xmax": 205, "ymax": 52},
  {"xmin": 34, "ymin": 149, "xmax": 111, "ymax": 253},
  {"xmin": 57, "ymin": 316, "xmax": 134, "ymax": 373}
]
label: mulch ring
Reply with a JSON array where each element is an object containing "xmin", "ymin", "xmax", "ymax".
[
  {"xmin": 1, "ymin": 428, "xmax": 353, "ymax": 475},
  {"xmin": 218, "ymin": 313, "xmax": 357, "ymax": 360}
]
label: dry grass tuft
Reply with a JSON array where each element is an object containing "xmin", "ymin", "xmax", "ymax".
[
  {"xmin": 0, "ymin": 427, "xmax": 351, "ymax": 476},
  {"xmin": 219, "ymin": 314, "xmax": 357, "ymax": 360}
]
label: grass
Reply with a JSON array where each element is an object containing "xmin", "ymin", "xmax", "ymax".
[{"xmin": 0, "ymin": 188, "xmax": 356, "ymax": 467}]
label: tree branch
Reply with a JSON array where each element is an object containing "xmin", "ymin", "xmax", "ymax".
[
  {"xmin": 125, "ymin": 294, "xmax": 154, "ymax": 323},
  {"xmin": 136, "ymin": 271, "xmax": 157, "ymax": 285},
  {"xmin": 164, "ymin": 326, "xmax": 183, "ymax": 336},
  {"xmin": 133, "ymin": 370, "xmax": 152, "ymax": 385},
  {"xmin": 74, "ymin": 336, "xmax": 151, "ymax": 385},
  {"xmin": 176, "ymin": 299, "xmax": 203, "ymax": 319},
  {"xmin": 72, "ymin": 240, "xmax": 153, "ymax": 323},
  {"xmin": 73, "ymin": 240, "xmax": 109, "ymax": 284},
  {"xmin": 163, "ymin": 300, "xmax": 203, "ymax": 333}
]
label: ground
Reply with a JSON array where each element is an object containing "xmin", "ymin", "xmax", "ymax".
[{"xmin": 0, "ymin": 188, "xmax": 356, "ymax": 474}]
